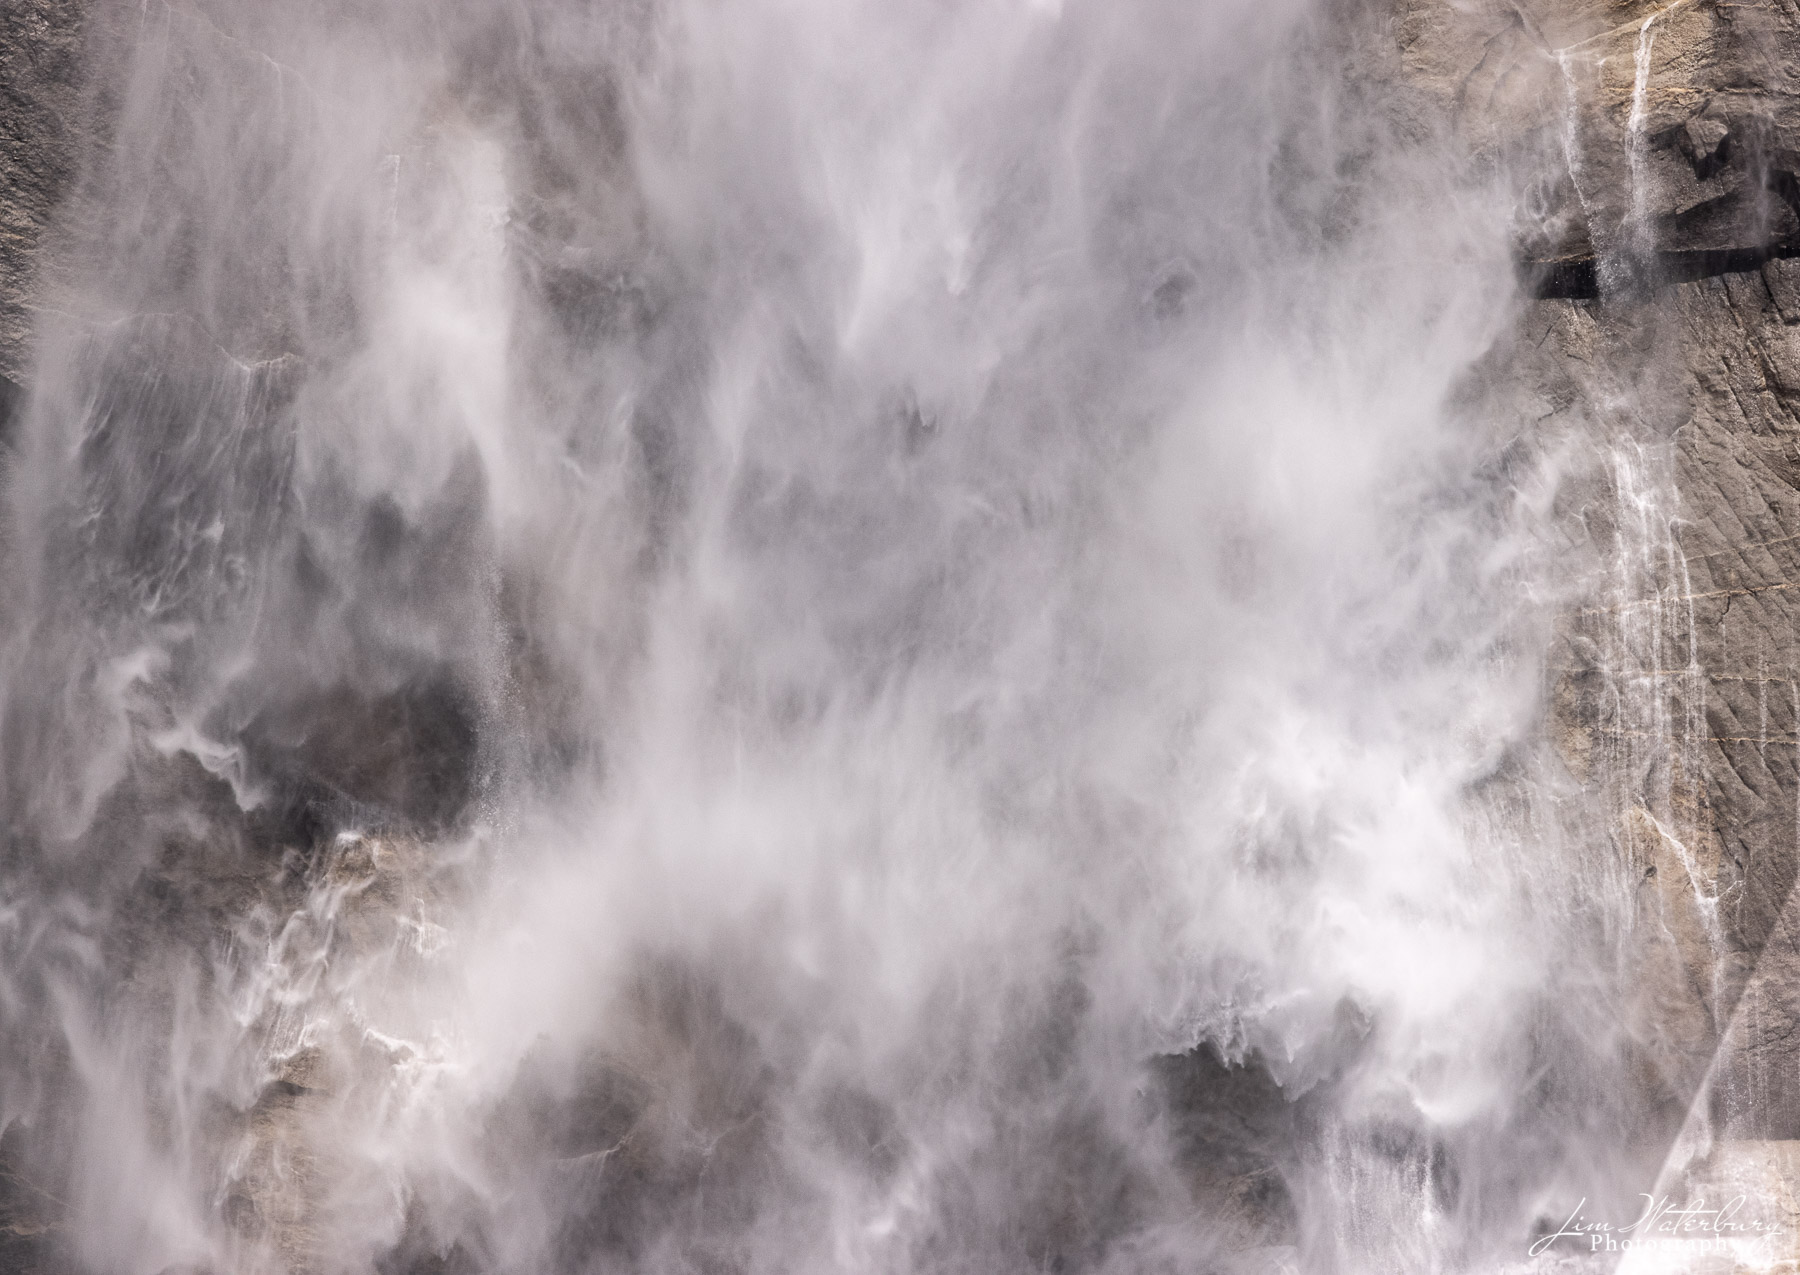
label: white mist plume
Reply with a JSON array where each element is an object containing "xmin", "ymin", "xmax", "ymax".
[{"xmin": 0, "ymin": 1, "xmax": 1648, "ymax": 1271}]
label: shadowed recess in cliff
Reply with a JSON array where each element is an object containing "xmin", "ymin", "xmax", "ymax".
[{"xmin": 1526, "ymin": 112, "xmax": 1800, "ymax": 298}]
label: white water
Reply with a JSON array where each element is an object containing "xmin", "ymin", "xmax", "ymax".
[
  {"xmin": 1626, "ymin": 12, "xmax": 1661, "ymax": 251},
  {"xmin": 0, "ymin": 2, "xmax": 1668, "ymax": 1272}
]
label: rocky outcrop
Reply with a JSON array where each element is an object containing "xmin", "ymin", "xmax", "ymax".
[{"xmin": 1393, "ymin": 0, "xmax": 1800, "ymax": 293}]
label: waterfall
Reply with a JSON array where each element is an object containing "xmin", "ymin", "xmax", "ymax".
[
  {"xmin": 0, "ymin": 1, "xmax": 1726, "ymax": 1271},
  {"xmin": 1625, "ymin": 12, "xmax": 1660, "ymax": 255}
]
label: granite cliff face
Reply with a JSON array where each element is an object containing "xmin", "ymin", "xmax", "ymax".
[
  {"xmin": 4, "ymin": 1, "xmax": 1800, "ymax": 1273},
  {"xmin": 1390, "ymin": 0, "xmax": 1800, "ymax": 1186},
  {"xmin": 1381, "ymin": 1, "xmax": 1800, "ymax": 1260}
]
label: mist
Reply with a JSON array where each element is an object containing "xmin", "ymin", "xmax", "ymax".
[{"xmin": 0, "ymin": 1, "xmax": 1665, "ymax": 1271}]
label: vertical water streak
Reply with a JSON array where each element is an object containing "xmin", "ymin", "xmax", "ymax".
[{"xmin": 1625, "ymin": 11, "xmax": 1661, "ymax": 258}]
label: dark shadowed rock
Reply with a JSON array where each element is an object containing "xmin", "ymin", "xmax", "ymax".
[
  {"xmin": 1152, "ymin": 1046, "xmax": 1301, "ymax": 1252},
  {"xmin": 0, "ymin": 0, "xmax": 84, "ymax": 384},
  {"xmin": 241, "ymin": 675, "xmax": 482, "ymax": 835}
]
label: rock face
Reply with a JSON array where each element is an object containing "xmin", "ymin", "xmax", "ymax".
[
  {"xmin": 1389, "ymin": 0, "xmax": 1800, "ymax": 1252},
  {"xmin": 0, "ymin": 0, "xmax": 82, "ymax": 394}
]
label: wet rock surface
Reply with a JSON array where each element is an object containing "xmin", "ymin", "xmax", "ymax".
[
  {"xmin": 1387, "ymin": 0, "xmax": 1800, "ymax": 1229},
  {"xmin": 0, "ymin": 0, "xmax": 83, "ymax": 384}
]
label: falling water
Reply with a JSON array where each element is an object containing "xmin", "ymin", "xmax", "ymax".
[
  {"xmin": 0, "ymin": 1, "xmax": 1702, "ymax": 1272},
  {"xmin": 1624, "ymin": 12, "xmax": 1660, "ymax": 256}
]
